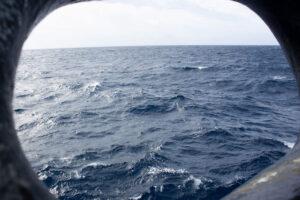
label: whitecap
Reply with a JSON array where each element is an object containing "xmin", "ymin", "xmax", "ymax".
[
  {"xmin": 273, "ymin": 75, "xmax": 286, "ymax": 80},
  {"xmin": 129, "ymin": 194, "xmax": 142, "ymax": 200},
  {"xmin": 49, "ymin": 186, "xmax": 59, "ymax": 197},
  {"xmin": 184, "ymin": 175, "xmax": 204, "ymax": 189},
  {"xmin": 147, "ymin": 167, "xmax": 187, "ymax": 175},
  {"xmin": 84, "ymin": 161, "xmax": 108, "ymax": 168},
  {"xmin": 225, "ymin": 175, "xmax": 245, "ymax": 185},
  {"xmin": 59, "ymin": 156, "xmax": 73, "ymax": 164},
  {"xmin": 100, "ymin": 90, "xmax": 115, "ymax": 102},
  {"xmin": 197, "ymin": 66, "xmax": 208, "ymax": 70},
  {"xmin": 159, "ymin": 185, "xmax": 164, "ymax": 192},
  {"xmin": 71, "ymin": 170, "xmax": 84, "ymax": 179},
  {"xmin": 85, "ymin": 81, "xmax": 102, "ymax": 94},
  {"xmin": 175, "ymin": 102, "xmax": 184, "ymax": 112},
  {"xmin": 282, "ymin": 140, "xmax": 295, "ymax": 149},
  {"xmin": 38, "ymin": 173, "xmax": 48, "ymax": 181},
  {"xmin": 151, "ymin": 144, "xmax": 162, "ymax": 152}
]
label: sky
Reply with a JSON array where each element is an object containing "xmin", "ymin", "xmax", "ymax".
[{"xmin": 23, "ymin": 0, "xmax": 278, "ymax": 49}]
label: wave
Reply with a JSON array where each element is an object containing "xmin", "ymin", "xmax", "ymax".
[
  {"xmin": 17, "ymin": 46, "xmax": 300, "ymax": 200},
  {"xmin": 209, "ymin": 151, "xmax": 285, "ymax": 176},
  {"xmin": 14, "ymin": 108, "xmax": 27, "ymax": 114},
  {"xmin": 67, "ymin": 82, "xmax": 84, "ymax": 91},
  {"xmin": 251, "ymin": 138, "xmax": 286, "ymax": 148},
  {"xmin": 203, "ymin": 129, "xmax": 233, "ymax": 138},
  {"xmin": 255, "ymin": 78, "xmax": 296, "ymax": 94},
  {"xmin": 17, "ymin": 121, "xmax": 38, "ymax": 131},
  {"xmin": 147, "ymin": 167, "xmax": 187, "ymax": 175},
  {"xmin": 128, "ymin": 94, "xmax": 189, "ymax": 115},
  {"xmin": 272, "ymin": 75, "xmax": 287, "ymax": 80},
  {"xmin": 83, "ymin": 161, "xmax": 109, "ymax": 169},
  {"xmin": 128, "ymin": 103, "xmax": 176, "ymax": 115},
  {"xmin": 173, "ymin": 66, "xmax": 209, "ymax": 71},
  {"xmin": 43, "ymin": 94, "xmax": 60, "ymax": 101},
  {"xmin": 84, "ymin": 81, "xmax": 102, "ymax": 96},
  {"xmin": 279, "ymin": 140, "xmax": 295, "ymax": 149},
  {"xmin": 184, "ymin": 175, "xmax": 205, "ymax": 189},
  {"xmin": 15, "ymin": 93, "xmax": 33, "ymax": 98},
  {"xmin": 133, "ymin": 174, "xmax": 240, "ymax": 200},
  {"xmin": 79, "ymin": 111, "xmax": 98, "ymax": 118}
]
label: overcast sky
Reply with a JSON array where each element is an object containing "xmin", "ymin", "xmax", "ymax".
[{"xmin": 23, "ymin": 0, "xmax": 278, "ymax": 49}]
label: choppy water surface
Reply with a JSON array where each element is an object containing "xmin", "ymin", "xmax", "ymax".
[{"xmin": 15, "ymin": 46, "xmax": 300, "ymax": 200}]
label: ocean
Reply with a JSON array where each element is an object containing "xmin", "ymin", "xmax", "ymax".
[{"xmin": 15, "ymin": 46, "xmax": 300, "ymax": 200}]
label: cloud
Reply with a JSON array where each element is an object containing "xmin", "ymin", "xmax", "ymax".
[{"xmin": 23, "ymin": 0, "xmax": 278, "ymax": 49}]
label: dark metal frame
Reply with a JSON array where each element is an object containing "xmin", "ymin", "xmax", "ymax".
[{"xmin": 0, "ymin": 0, "xmax": 299, "ymax": 199}]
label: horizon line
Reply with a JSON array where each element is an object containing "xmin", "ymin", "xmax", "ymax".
[{"xmin": 23, "ymin": 44, "xmax": 280, "ymax": 51}]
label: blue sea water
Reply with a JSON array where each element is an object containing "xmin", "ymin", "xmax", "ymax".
[{"xmin": 15, "ymin": 46, "xmax": 300, "ymax": 200}]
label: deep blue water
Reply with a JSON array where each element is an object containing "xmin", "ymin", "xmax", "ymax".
[{"xmin": 15, "ymin": 46, "xmax": 300, "ymax": 200}]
